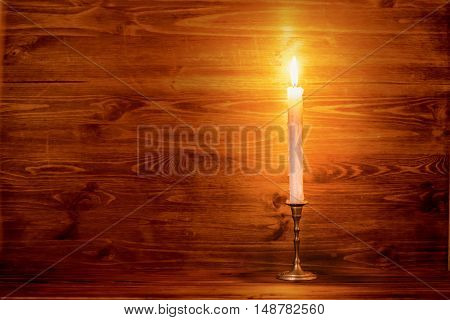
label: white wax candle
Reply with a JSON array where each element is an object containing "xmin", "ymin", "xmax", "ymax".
[{"xmin": 287, "ymin": 57, "xmax": 305, "ymax": 203}]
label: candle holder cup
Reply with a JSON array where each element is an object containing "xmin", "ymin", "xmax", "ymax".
[{"xmin": 277, "ymin": 201, "xmax": 317, "ymax": 281}]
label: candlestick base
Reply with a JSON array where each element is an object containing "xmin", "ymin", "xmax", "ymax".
[
  {"xmin": 277, "ymin": 269, "xmax": 317, "ymax": 281},
  {"xmin": 276, "ymin": 201, "xmax": 317, "ymax": 281}
]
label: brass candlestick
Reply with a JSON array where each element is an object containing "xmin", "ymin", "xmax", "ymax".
[{"xmin": 277, "ymin": 201, "xmax": 317, "ymax": 281}]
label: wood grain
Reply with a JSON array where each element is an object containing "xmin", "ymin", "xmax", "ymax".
[
  {"xmin": 0, "ymin": 0, "xmax": 4, "ymax": 259},
  {"xmin": 0, "ymin": 0, "xmax": 449, "ymax": 299}
]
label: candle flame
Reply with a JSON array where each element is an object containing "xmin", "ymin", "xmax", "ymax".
[{"xmin": 289, "ymin": 56, "xmax": 299, "ymax": 87}]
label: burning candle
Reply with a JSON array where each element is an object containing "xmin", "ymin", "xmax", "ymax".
[{"xmin": 287, "ymin": 57, "xmax": 305, "ymax": 203}]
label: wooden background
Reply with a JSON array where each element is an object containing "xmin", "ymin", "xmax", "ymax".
[{"xmin": 0, "ymin": 0, "xmax": 449, "ymax": 299}]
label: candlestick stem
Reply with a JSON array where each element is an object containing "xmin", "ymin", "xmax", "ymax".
[{"xmin": 277, "ymin": 202, "xmax": 317, "ymax": 281}]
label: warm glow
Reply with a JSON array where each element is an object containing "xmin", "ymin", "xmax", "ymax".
[{"xmin": 289, "ymin": 56, "xmax": 299, "ymax": 87}]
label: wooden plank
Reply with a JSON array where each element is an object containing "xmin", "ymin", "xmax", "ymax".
[
  {"xmin": 0, "ymin": 244, "xmax": 449, "ymax": 299},
  {"xmin": 1, "ymin": 34, "xmax": 447, "ymax": 98}
]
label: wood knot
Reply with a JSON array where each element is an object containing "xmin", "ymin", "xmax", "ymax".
[
  {"xmin": 54, "ymin": 182, "xmax": 115, "ymax": 212},
  {"xmin": 53, "ymin": 182, "xmax": 115, "ymax": 239},
  {"xmin": 79, "ymin": 123, "xmax": 103, "ymax": 141},
  {"xmin": 378, "ymin": 0, "xmax": 395, "ymax": 8},
  {"xmin": 375, "ymin": 245, "xmax": 398, "ymax": 265},
  {"xmin": 272, "ymin": 193, "xmax": 287, "ymax": 209},
  {"xmin": 4, "ymin": 36, "xmax": 41, "ymax": 65},
  {"xmin": 92, "ymin": 97, "xmax": 144, "ymax": 121},
  {"xmin": 97, "ymin": 243, "xmax": 116, "ymax": 261},
  {"xmin": 84, "ymin": 182, "xmax": 99, "ymax": 192},
  {"xmin": 419, "ymin": 182, "xmax": 446, "ymax": 214}
]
